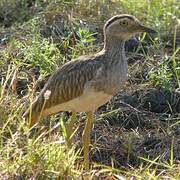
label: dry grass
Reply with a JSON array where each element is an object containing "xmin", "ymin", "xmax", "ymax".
[{"xmin": 0, "ymin": 0, "xmax": 179, "ymax": 179}]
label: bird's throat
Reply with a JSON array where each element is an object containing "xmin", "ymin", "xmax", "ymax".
[{"xmin": 104, "ymin": 35, "xmax": 125, "ymax": 54}]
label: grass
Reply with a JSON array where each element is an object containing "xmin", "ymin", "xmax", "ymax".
[{"xmin": 0, "ymin": 0, "xmax": 179, "ymax": 179}]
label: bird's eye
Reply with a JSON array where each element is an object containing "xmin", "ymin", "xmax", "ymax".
[{"xmin": 120, "ymin": 20, "xmax": 128, "ymax": 26}]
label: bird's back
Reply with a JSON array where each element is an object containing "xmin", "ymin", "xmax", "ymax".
[{"xmin": 24, "ymin": 53, "xmax": 106, "ymax": 126}]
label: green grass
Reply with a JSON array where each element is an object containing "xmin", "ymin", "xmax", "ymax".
[{"xmin": 0, "ymin": 0, "xmax": 179, "ymax": 179}]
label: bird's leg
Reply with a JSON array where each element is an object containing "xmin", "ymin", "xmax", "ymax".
[
  {"xmin": 82, "ymin": 111, "xmax": 93, "ymax": 169},
  {"xmin": 66, "ymin": 111, "xmax": 77, "ymax": 147}
]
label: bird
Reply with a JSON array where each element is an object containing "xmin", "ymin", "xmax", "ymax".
[{"xmin": 23, "ymin": 14, "xmax": 156, "ymax": 169}]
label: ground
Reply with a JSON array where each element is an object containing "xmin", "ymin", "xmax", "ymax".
[{"xmin": 0, "ymin": 0, "xmax": 179, "ymax": 179}]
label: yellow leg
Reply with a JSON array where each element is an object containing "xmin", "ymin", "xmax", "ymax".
[
  {"xmin": 66, "ymin": 112, "xmax": 77, "ymax": 147},
  {"xmin": 82, "ymin": 111, "xmax": 93, "ymax": 169}
]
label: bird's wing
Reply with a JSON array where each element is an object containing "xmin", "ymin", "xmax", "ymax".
[
  {"xmin": 43, "ymin": 57, "xmax": 102, "ymax": 109},
  {"xmin": 24, "ymin": 56, "xmax": 102, "ymax": 125}
]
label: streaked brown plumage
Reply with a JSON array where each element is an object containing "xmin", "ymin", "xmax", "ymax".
[
  {"xmin": 23, "ymin": 14, "xmax": 156, "ymax": 169},
  {"xmin": 27, "ymin": 55, "xmax": 103, "ymax": 125}
]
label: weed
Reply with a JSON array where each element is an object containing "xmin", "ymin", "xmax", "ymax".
[{"xmin": 0, "ymin": 0, "xmax": 179, "ymax": 179}]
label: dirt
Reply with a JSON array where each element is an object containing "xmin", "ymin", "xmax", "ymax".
[
  {"xmin": 72, "ymin": 88, "xmax": 180, "ymax": 168},
  {"xmin": 75, "ymin": 115, "xmax": 180, "ymax": 168}
]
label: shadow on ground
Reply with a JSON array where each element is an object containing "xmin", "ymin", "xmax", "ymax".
[{"xmin": 75, "ymin": 88, "xmax": 180, "ymax": 168}]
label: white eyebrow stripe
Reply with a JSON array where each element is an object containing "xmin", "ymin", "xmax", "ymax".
[{"xmin": 105, "ymin": 15, "xmax": 134, "ymax": 29}]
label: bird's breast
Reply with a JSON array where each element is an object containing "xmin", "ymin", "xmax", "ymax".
[{"xmin": 99, "ymin": 60, "xmax": 128, "ymax": 94}]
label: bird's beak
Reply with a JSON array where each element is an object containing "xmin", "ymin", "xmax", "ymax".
[{"xmin": 138, "ymin": 24, "xmax": 157, "ymax": 34}]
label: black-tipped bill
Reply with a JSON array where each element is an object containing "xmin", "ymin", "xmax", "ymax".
[{"xmin": 139, "ymin": 24, "xmax": 157, "ymax": 34}]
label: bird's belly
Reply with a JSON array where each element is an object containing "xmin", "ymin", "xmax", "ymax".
[
  {"xmin": 65, "ymin": 91, "xmax": 112, "ymax": 112},
  {"xmin": 43, "ymin": 90, "xmax": 112, "ymax": 115}
]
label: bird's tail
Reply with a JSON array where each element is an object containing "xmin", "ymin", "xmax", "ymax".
[{"xmin": 23, "ymin": 95, "xmax": 45, "ymax": 128}]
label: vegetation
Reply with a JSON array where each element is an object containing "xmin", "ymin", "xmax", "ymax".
[{"xmin": 0, "ymin": 0, "xmax": 179, "ymax": 179}]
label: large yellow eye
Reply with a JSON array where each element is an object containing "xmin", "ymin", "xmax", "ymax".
[{"xmin": 120, "ymin": 20, "xmax": 128, "ymax": 26}]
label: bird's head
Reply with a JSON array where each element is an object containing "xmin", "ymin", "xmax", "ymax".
[{"xmin": 104, "ymin": 14, "xmax": 156, "ymax": 41}]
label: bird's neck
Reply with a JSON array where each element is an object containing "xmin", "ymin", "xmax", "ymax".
[
  {"xmin": 101, "ymin": 35, "xmax": 128, "ymax": 94},
  {"xmin": 103, "ymin": 36, "xmax": 126, "ymax": 61}
]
